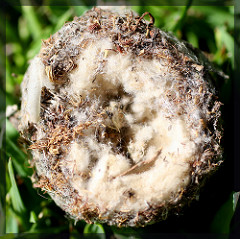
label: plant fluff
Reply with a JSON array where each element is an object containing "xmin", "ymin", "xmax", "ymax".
[{"xmin": 19, "ymin": 7, "xmax": 223, "ymax": 227}]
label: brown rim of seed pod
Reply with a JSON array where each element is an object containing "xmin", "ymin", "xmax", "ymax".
[{"xmin": 19, "ymin": 7, "xmax": 224, "ymax": 227}]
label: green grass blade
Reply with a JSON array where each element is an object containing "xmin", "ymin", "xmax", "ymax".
[
  {"xmin": 8, "ymin": 158, "xmax": 26, "ymax": 215},
  {"xmin": 210, "ymin": 192, "xmax": 235, "ymax": 233},
  {"xmin": 7, "ymin": 158, "xmax": 31, "ymax": 232},
  {"xmin": 0, "ymin": 199, "xmax": 6, "ymax": 234},
  {"xmin": 84, "ymin": 223, "xmax": 105, "ymax": 234},
  {"xmin": 21, "ymin": 6, "xmax": 42, "ymax": 40},
  {"xmin": 186, "ymin": 31, "xmax": 199, "ymax": 48},
  {"xmin": 5, "ymin": 136, "xmax": 29, "ymax": 178},
  {"xmin": 215, "ymin": 26, "xmax": 234, "ymax": 67},
  {"xmin": 6, "ymin": 207, "xmax": 19, "ymax": 233},
  {"xmin": 171, "ymin": 0, "xmax": 193, "ymax": 33},
  {"xmin": 29, "ymin": 210, "xmax": 37, "ymax": 224},
  {"xmin": 84, "ymin": 223, "xmax": 105, "ymax": 239}
]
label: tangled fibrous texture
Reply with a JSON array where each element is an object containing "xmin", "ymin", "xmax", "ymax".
[{"xmin": 19, "ymin": 7, "xmax": 223, "ymax": 227}]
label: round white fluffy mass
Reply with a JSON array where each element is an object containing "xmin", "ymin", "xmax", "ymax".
[{"xmin": 19, "ymin": 7, "xmax": 223, "ymax": 227}]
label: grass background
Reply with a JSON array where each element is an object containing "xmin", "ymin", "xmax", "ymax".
[{"xmin": 1, "ymin": 1, "xmax": 239, "ymax": 238}]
